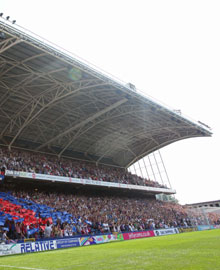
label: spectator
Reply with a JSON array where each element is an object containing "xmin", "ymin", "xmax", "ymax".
[
  {"xmin": 44, "ymin": 221, "xmax": 52, "ymax": 238},
  {"xmin": 0, "ymin": 146, "xmax": 167, "ymax": 189}
]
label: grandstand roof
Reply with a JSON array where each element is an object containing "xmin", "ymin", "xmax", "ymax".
[{"xmin": 0, "ymin": 19, "xmax": 212, "ymax": 168}]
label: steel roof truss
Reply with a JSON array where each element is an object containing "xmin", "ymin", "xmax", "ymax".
[
  {"xmin": 0, "ymin": 37, "xmax": 22, "ymax": 54},
  {"xmin": 37, "ymin": 98, "xmax": 128, "ymax": 151},
  {"xmin": 4, "ymin": 81, "xmax": 107, "ymax": 147}
]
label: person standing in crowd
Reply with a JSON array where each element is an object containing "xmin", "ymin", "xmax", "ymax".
[{"xmin": 44, "ymin": 221, "xmax": 52, "ymax": 238}]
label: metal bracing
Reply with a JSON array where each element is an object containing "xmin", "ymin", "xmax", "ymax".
[
  {"xmin": 152, "ymin": 152, "xmax": 164, "ymax": 186},
  {"xmin": 125, "ymin": 146, "xmax": 137, "ymax": 159},
  {"xmin": 55, "ymin": 109, "xmax": 133, "ymax": 157},
  {"xmin": 37, "ymin": 98, "xmax": 128, "ymax": 151},
  {"xmin": 0, "ymin": 83, "xmax": 59, "ymax": 137},
  {"xmin": 58, "ymin": 128, "xmax": 83, "ymax": 157},
  {"xmin": 95, "ymin": 131, "xmax": 132, "ymax": 164},
  {"xmin": 0, "ymin": 37, "xmax": 21, "ymax": 54},
  {"xmin": 92, "ymin": 121, "xmax": 163, "ymax": 164},
  {"xmin": 0, "ymin": 60, "xmax": 103, "ymax": 129},
  {"xmin": 0, "ymin": 21, "xmax": 212, "ymax": 168},
  {"xmin": 0, "ymin": 67, "xmax": 68, "ymax": 109},
  {"xmin": 80, "ymin": 109, "xmax": 187, "ymax": 161},
  {"xmin": 7, "ymin": 81, "xmax": 108, "ymax": 148},
  {"xmin": 125, "ymin": 133, "xmax": 201, "ymax": 168},
  {"xmin": 158, "ymin": 150, "xmax": 171, "ymax": 188},
  {"xmin": 138, "ymin": 161, "xmax": 144, "ymax": 178},
  {"xmin": 0, "ymin": 53, "xmax": 47, "ymax": 77},
  {"xmin": 143, "ymin": 158, "xmax": 150, "ymax": 180}
]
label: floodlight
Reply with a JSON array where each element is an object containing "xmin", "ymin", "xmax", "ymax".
[
  {"xmin": 0, "ymin": 13, "xmax": 3, "ymax": 17},
  {"xmin": 6, "ymin": 16, "xmax": 10, "ymax": 20},
  {"xmin": 12, "ymin": 20, "xmax": 16, "ymax": 24}
]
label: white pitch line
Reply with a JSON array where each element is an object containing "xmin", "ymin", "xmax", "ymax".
[{"xmin": 0, "ymin": 265, "xmax": 48, "ymax": 270}]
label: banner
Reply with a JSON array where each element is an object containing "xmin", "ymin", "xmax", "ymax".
[
  {"xmin": 80, "ymin": 236, "xmax": 96, "ymax": 246},
  {"xmin": 56, "ymin": 238, "xmax": 80, "ymax": 249},
  {"xmin": 178, "ymin": 227, "xmax": 197, "ymax": 233},
  {"xmin": 154, "ymin": 228, "xmax": 179, "ymax": 236},
  {"xmin": 197, "ymin": 225, "xmax": 214, "ymax": 231},
  {"xmin": 0, "ymin": 229, "xmax": 180, "ymax": 256},
  {"xmin": 5, "ymin": 170, "xmax": 175, "ymax": 194},
  {"xmin": 80, "ymin": 233, "xmax": 123, "ymax": 246},
  {"xmin": 20, "ymin": 240, "xmax": 56, "ymax": 253},
  {"xmin": 94, "ymin": 234, "xmax": 122, "ymax": 244},
  {"xmin": 0, "ymin": 243, "xmax": 21, "ymax": 256},
  {"xmin": 123, "ymin": 230, "xmax": 155, "ymax": 240},
  {"xmin": 94, "ymin": 235, "xmax": 108, "ymax": 244}
]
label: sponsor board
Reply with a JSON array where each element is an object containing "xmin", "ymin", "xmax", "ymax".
[
  {"xmin": 79, "ymin": 236, "xmax": 96, "ymax": 246},
  {"xmin": 0, "ymin": 241, "xmax": 57, "ymax": 256},
  {"xmin": 20, "ymin": 240, "xmax": 57, "ymax": 253},
  {"xmin": 214, "ymin": 225, "xmax": 220, "ymax": 229},
  {"xmin": 154, "ymin": 228, "xmax": 179, "ymax": 236},
  {"xmin": 80, "ymin": 234, "xmax": 123, "ymax": 246},
  {"xmin": 0, "ymin": 228, "xmax": 181, "ymax": 257},
  {"xmin": 178, "ymin": 227, "xmax": 198, "ymax": 233},
  {"xmin": 94, "ymin": 234, "xmax": 121, "ymax": 244},
  {"xmin": 94, "ymin": 235, "xmax": 108, "ymax": 244},
  {"xmin": 116, "ymin": 233, "xmax": 124, "ymax": 241},
  {"xmin": 0, "ymin": 243, "xmax": 20, "ymax": 256},
  {"xmin": 197, "ymin": 225, "xmax": 214, "ymax": 231},
  {"xmin": 56, "ymin": 238, "xmax": 80, "ymax": 249},
  {"xmin": 123, "ymin": 230, "xmax": 155, "ymax": 240},
  {"xmin": 112, "ymin": 233, "xmax": 124, "ymax": 241},
  {"xmin": 109, "ymin": 233, "xmax": 124, "ymax": 241}
]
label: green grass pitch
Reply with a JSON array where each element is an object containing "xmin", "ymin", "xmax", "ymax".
[{"xmin": 0, "ymin": 230, "xmax": 220, "ymax": 270}]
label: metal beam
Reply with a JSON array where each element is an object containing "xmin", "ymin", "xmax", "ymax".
[
  {"xmin": 37, "ymin": 98, "xmax": 128, "ymax": 151},
  {"xmin": 8, "ymin": 82, "xmax": 107, "ymax": 148},
  {"xmin": 0, "ymin": 53, "xmax": 47, "ymax": 77},
  {"xmin": 0, "ymin": 37, "xmax": 22, "ymax": 54}
]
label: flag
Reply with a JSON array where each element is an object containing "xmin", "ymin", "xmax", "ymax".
[{"xmin": 27, "ymin": 227, "xmax": 39, "ymax": 236}]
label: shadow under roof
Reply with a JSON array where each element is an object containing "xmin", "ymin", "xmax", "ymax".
[{"xmin": 0, "ymin": 19, "xmax": 212, "ymax": 168}]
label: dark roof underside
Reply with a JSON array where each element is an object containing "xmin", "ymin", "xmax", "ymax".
[{"xmin": 0, "ymin": 20, "xmax": 212, "ymax": 167}]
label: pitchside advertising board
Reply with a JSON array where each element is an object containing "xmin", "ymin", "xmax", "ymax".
[
  {"xmin": 154, "ymin": 228, "xmax": 179, "ymax": 236},
  {"xmin": 197, "ymin": 225, "xmax": 214, "ymax": 231},
  {"xmin": 0, "ymin": 228, "xmax": 179, "ymax": 256},
  {"xmin": 56, "ymin": 238, "xmax": 80, "ymax": 249},
  {"xmin": 0, "ymin": 240, "xmax": 56, "ymax": 256},
  {"xmin": 178, "ymin": 227, "xmax": 198, "ymax": 233}
]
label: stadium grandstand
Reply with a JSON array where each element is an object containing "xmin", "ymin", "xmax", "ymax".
[{"xmin": 0, "ymin": 17, "xmax": 217, "ymax": 245}]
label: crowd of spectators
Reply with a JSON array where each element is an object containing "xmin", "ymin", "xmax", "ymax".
[
  {"xmin": 0, "ymin": 183, "xmax": 203, "ymax": 243},
  {"xmin": 1, "ymin": 184, "xmax": 219, "ymax": 243},
  {"xmin": 0, "ymin": 146, "xmax": 167, "ymax": 189},
  {"xmin": 207, "ymin": 212, "xmax": 220, "ymax": 225},
  {"xmin": 1, "ymin": 146, "xmax": 219, "ymax": 244}
]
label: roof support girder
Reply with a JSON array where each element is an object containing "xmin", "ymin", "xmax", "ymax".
[
  {"xmin": 37, "ymin": 98, "xmax": 128, "ymax": 151},
  {"xmin": 0, "ymin": 37, "xmax": 21, "ymax": 54},
  {"xmin": 7, "ymin": 81, "xmax": 107, "ymax": 148}
]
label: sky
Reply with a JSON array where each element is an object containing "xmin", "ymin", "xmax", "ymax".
[{"xmin": 1, "ymin": 0, "xmax": 219, "ymax": 205}]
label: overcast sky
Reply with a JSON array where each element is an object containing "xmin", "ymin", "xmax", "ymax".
[{"xmin": 1, "ymin": 0, "xmax": 219, "ymax": 204}]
